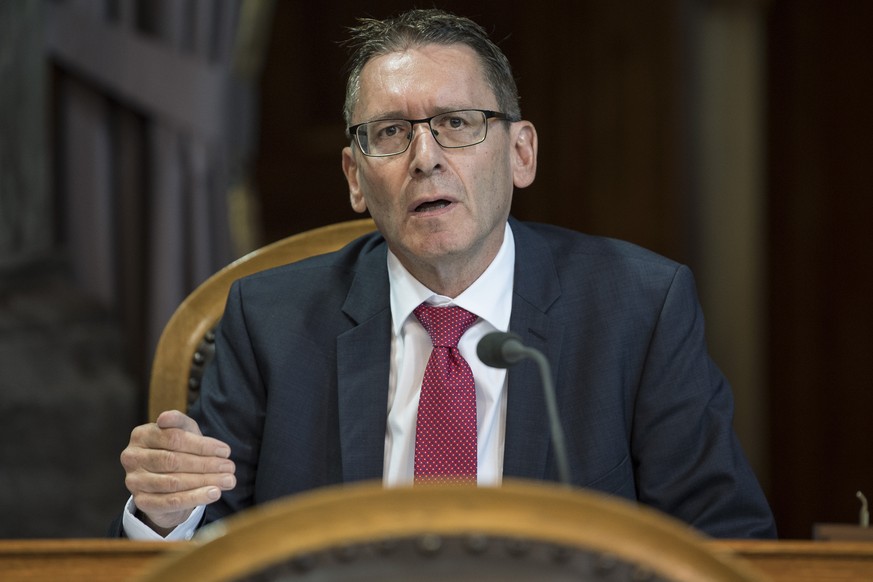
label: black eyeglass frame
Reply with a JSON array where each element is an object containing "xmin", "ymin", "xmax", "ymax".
[{"xmin": 347, "ymin": 109, "xmax": 519, "ymax": 157}]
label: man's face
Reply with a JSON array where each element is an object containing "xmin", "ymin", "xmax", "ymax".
[{"xmin": 342, "ymin": 43, "xmax": 537, "ymax": 287}]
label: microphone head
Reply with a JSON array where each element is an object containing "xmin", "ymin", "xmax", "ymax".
[{"xmin": 477, "ymin": 331, "xmax": 525, "ymax": 368}]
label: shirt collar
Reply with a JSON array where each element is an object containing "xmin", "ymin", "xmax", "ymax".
[{"xmin": 388, "ymin": 222, "xmax": 515, "ymax": 335}]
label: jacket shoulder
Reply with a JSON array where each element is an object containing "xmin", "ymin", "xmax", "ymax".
[{"xmin": 515, "ymin": 220, "xmax": 681, "ymax": 273}]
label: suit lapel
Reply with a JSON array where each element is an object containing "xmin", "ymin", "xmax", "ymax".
[
  {"xmin": 331, "ymin": 221, "xmax": 565, "ymax": 484},
  {"xmin": 336, "ymin": 241, "xmax": 392, "ymax": 483},
  {"xmin": 503, "ymin": 219, "xmax": 564, "ymax": 482}
]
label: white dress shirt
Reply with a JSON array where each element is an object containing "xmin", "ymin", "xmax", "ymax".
[{"xmin": 124, "ymin": 223, "xmax": 515, "ymax": 539}]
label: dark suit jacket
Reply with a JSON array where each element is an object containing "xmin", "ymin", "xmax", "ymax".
[{"xmin": 179, "ymin": 218, "xmax": 774, "ymax": 538}]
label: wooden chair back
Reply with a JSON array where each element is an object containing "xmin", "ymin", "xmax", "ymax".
[{"xmin": 134, "ymin": 480, "xmax": 768, "ymax": 581}]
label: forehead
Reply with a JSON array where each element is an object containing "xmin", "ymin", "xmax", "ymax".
[{"xmin": 354, "ymin": 43, "xmax": 496, "ymax": 120}]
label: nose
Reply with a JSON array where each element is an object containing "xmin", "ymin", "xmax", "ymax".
[{"xmin": 407, "ymin": 122, "xmax": 444, "ymax": 176}]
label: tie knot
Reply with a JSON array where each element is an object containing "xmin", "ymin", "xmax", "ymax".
[{"xmin": 414, "ymin": 304, "xmax": 478, "ymax": 348}]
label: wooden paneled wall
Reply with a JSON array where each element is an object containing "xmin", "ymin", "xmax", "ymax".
[{"xmin": 766, "ymin": 0, "xmax": 873, "ymax": 538}]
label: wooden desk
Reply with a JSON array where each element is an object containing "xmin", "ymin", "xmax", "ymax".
[
  {"xmin": 715, "ymin": 540, "xmax": 873, "ymax": 582},
  {"xmin": 0, "ymin": 539, "xmax": 187, "ymax": 582},
  {"xmin": 1, "ymin": 539, "xmax": 872, "ymax": 581}
]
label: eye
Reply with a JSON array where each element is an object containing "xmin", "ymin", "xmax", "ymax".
[
  {"xmin": 436, "ymin": 115, "xmax": 468, "ymax": 131},
  {"xmin": 376, "ymin": 124, "xmax": 405, "ymax": 139}
]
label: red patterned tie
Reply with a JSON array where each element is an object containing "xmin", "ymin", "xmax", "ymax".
[{"xmin": 413, "ymin": 304, "xmax": 479, "ymax": 485}]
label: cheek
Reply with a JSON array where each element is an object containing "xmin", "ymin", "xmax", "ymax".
[
  {"xmin": 356, "ymin": 172, "xmax": 397, "ymax": 215},
  {"xmin": 474, "ymin": 153, "xmax": 514, "ymax": 206}
]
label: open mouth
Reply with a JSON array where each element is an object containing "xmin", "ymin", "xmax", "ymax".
[{"xmin": 414, "ymin": 199, "xmax": 451, "ymax": 212}]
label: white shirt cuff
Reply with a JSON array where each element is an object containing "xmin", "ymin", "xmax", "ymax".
[{"xmin": 122, "ymin": 496, "xmax": 206, "ymax": 541}]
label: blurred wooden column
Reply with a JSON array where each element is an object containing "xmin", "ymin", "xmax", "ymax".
[
  {"xmin": 683, "ymin": 0, "xmax": 770, "ymax": 488},
  {"xmin": 0, "ymin": 1, "xmax": 52, "ymax": 263}
]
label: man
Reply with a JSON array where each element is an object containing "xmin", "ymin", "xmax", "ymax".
[{"xmin": 118, "ymin": 8, "xmax": 776, "ymax": 540}]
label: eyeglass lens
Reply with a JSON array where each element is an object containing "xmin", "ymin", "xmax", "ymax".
[{"xmin": 356, "ymin": 110, "xmax": 489, "ymax": 156}]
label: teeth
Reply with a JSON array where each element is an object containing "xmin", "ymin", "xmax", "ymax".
[{"xmin": 416, "ymin": 200, "xmax": 449, "ymax": 212}]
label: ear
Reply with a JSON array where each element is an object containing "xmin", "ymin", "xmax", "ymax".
[
  {"xmin": 510, "ymin": 122, "xmax": 538, "ymax": 189},
  {"xmin": 342, "ymin": 146, "xmax": 368, "ymax": 213}
]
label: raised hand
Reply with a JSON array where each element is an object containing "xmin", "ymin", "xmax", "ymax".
[{"xmin": 120, "ymin": 410, "xmax": 236, "ymax": 534}]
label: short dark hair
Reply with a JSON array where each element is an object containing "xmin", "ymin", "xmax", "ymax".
[{"xmin": 342, "ymin": 8, "xmax": 520, "ymax": 126}]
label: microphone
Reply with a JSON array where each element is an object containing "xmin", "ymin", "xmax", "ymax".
[{"xmin": 477, "ymin": 332, "xmax": 571, "ymax": 486}]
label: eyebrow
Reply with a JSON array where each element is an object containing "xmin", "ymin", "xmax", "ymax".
[{"xmin": 362, "ymin": 106, "xmax": 475, "ymax": 122}]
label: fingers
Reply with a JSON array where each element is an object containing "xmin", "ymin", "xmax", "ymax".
[
  {"xmin": 122, "ymin": 451, "xmax": 236, "ymax": 530},
  {"xmin": 130, "ymin": 412, "xmax": 231, "ymax": 459},
  {"xmin": 121, "ymin": 411, "xmax": 234, "ymax": 477},
  {"xmin": 120, "ymin": 410, "xmax": 236, "ymax": 531},
  {"xmin": 127, "ymin": 472, "xmax": 236, "ymax": 526},
  {"xmin": 127, "ymin": 476, "xmax": 236, "ymax": 535},
  {"xmin": 133, "ymin": 469, "xmax": 237, "ymax": 495},
  {"xmin": 122, "ymin": 446, "xmax": 235, "ymax": 475}
]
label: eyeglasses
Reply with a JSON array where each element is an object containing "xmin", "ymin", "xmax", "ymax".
[{"xmin": 347, "ymin": 109, "xmax": 518, "ymax": 157}]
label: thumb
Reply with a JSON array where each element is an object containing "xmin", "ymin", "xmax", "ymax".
[{"xmin": 155, "ymin": 409, "xmax": 203, "ymax": 436}]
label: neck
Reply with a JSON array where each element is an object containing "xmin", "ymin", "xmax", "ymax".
[
  {"xmin": 388, "ymin": 221, "xmax": 508, "ymax": 298},
  {"xmin": 408, "ymin": 262, "xmax": 483, "ymax": 298},
  {"xmin": 396, "ymin": 241, "xmax": 502, "ymax": 299}
]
